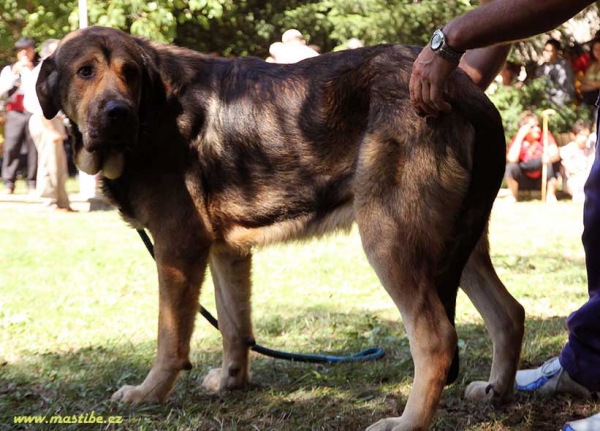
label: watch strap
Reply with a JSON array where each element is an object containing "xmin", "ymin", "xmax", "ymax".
[{"xmin": 436, "ymin": 44, "xmax": 464, "ymax": 63}]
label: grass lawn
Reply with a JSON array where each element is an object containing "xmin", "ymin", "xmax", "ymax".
[{"xmin": 0, "ymin": 195, "xmax": 598, "ymax": 430}]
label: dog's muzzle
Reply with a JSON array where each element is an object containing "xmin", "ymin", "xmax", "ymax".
[
  {"xmin": 105, "ymin": 100, "xmax": 134, "ymax": 130},
  {"xmin": 78, "ymin": 99, "xmax": 138, "ymax": 179}
]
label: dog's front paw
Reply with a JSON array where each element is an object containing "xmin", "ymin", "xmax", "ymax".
[
  {"xmin": 366, "ymin": 417, "xmax": 401, "ymax": 431},
  {"xmin": 202, "ymin": 366, "xmax": 250, "ymax": 393},
  {"xmin": 366, "ymin": 417, "xmax": 416, "ymax": 431},
  {"xmin": 201, "ymin": 368, "xmax": 223, "ymax": 393},
  {"xmin": 464, "ymin": 381, "xmax": 511, "ymax": 403},
  {"xmin": 111, "ymin": 384, "xmax": 163, "ymax": 404}
]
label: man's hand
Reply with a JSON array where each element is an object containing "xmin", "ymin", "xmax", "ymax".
[
  {"xmin": 409, "ymin": 45, "xmax": 459, "ymax": 117},
  {"xmin": 11, "ymin": 55, "xmax": 33, "ymax": 76},
  {"xmin": 11, "ymin": 62, "xmax": 24, "ymax": 76}
]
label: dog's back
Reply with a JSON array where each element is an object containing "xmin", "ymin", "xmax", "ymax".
[{"xmin": 155, "ymin": 45, "xmax": 504, "ymax": 254}]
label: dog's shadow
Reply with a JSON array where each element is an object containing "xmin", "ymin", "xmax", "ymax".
[{"xmin": 1, "ymin": 314, "xmax": 587, "ymax": 430}]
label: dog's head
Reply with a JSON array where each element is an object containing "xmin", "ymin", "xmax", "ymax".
[{"xmin": 36, "ymin": 26, "xmax": 156, "ymax": 179}]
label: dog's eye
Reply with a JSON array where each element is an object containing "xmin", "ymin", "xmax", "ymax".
[
  {"xmin": 77, "ymin": 66, "xmax": 94, "ymax": 79},
  {"xmin": 121, "ymin": 64, "xmax": 139, "ymax": 84}
]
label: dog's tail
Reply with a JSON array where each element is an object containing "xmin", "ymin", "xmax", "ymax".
[
  {"xmin": 444, "ymin": 80, "xmax": 506, "ymax": 273},
  {"xmin": 434, "ymin": 79, "xmax": 506, "ymax": 385}
]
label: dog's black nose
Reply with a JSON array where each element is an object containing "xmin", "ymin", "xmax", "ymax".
[{"xmin": 106, "ymin": 100, "xmax": 132, "ymax": 122}]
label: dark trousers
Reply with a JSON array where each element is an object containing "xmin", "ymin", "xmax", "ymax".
[
  {"xmin": 559, "ymin": 110, "xmax": 600, "ymax": 392},
  {"xmin": 2, "ymin": 110, "xmax": 36, "ymax": 190},
  {"xmin": 504, "ymin": 160, "xmax": 558, "ymax": 190}
]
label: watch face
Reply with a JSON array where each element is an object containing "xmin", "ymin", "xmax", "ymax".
[{"xmin": 431, "ymin": 30, "xmax": 443, "ymax": 51}]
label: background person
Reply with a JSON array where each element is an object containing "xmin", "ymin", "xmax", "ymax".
[
  {"xmin": 270, "ymin": 28, "xmax": 319, "ymax": 64},
  {"xmin": 23, "ymin": 38, "xmax": 73, "ymax": 212},
  {"xmin": 505, "ymin": 111, "xmax": 560, "ymax": 203},
  {"xmin": 409, "ymin": 1, "xmax": 600, "ymax": 430},
  {"xmin": 559, "ymin": 119, "xmax": 595, "ymax": 203},
  {"xmin": 347, "ymin": 38, "xmax": 364, "ymax": 49},
  {"xmin": 0, "ymin": 37, "xmax": 38, "ymax": 194},
  {"xmin": 535, "ymin": 38, "xmax": 577, "ymax": 107},
  {"xmin": 580, "ymin": 37, "xmax": 600, "ymax": 107}
]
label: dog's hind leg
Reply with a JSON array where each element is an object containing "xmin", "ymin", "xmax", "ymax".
[
  {"xmin": 202, "ymin": 248, "xmax": 254, "ymax": 393},
  {"xmin": 359, "ymin": 208, "xmax": 458, "ymax": 431},
  {"xmin": 356, "ymin": 133, "xmax": 467, "ymax": 431},
  {"xmin": 461, "ymin": 232, "xmax": 525, "ymax": 403},
  {"xmin": 111, "ymin": 233, "xmax": 209, "ymax": 404}
]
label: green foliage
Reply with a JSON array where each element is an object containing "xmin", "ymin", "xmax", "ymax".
[
  {"xmin": 282, "ymin": 0, "xmax": 475, "ymax": 52},
  {"xmin": 0, "ymin": 0, "xmax": 74, "ymax": 65},
  {"xmin": 175, "ymin": 0, "xmax": 310, "ymax": 57},
  {"xmin": 0, "ymin": 0, "xmax": 598, "ymax": 64},
  {"xmin": 488, "ymin": 80, "xmax": 546, "ymax": 140},
  {"xmin": 488, "ymin": 78, "xmax": 594, "ymax": 141},
  {"xmin": 84, "ymin": 0, "xmax": 226, "ymax": 43}
]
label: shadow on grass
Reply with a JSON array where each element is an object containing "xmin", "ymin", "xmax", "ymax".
[
  {"xmin": 1, "ymin": 310, "xmax": 596, "ymax": 431},
  {"xmin": 492, "ymin": 252, "xmax": 585, "ymax": 274}
]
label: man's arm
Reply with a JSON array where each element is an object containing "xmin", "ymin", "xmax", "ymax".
[
  {"xmin": 410, "ymin": 0, "xmax": 595, "ymax": 116},
  {"xmin": 445, "ymin": 0, "xmax": 594, "ymax": 52},
  {"xmin": 460, "ymin": 45, "xmax": 512, "ymax": 90},
  {"xmin": 458, "ymin": 0, "xmax": 512, "ymax": 90}
]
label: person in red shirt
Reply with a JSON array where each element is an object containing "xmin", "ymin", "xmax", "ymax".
[{"xmin": 505, "ymin": 111, "xmax": 561, "ymax": 202}]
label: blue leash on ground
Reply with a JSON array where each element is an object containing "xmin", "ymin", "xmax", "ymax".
[{"xmin": 137, "ymin": 229, "xmax": 385, "ymax": 364}]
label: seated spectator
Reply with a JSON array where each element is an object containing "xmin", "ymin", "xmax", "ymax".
[
  {"xmin": 270, "ymin": 29, "xmax": 319, "ymax": 64},
  {"xmin": 580, "ymin": 37, "xmax": 600, "ymax": 106},
  {"xmin": 560, "ymin": 119, "xmax": 595, "ymax": 202},
  {"xmin": 535, "ymin": 38, "xmax": 577, "ymax": 107},
  {"xmin": 505, "ymin": 111, "xmax": 561, "ymax": 203}
]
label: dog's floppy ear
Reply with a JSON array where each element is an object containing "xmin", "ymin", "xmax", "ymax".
[
  {"xmin": 134, "ymin": 39, "xmax": 167, "ymax": 120},
  {"xmin": 36, "ymin": 56, "xmax": 61, "ymax": 119}
]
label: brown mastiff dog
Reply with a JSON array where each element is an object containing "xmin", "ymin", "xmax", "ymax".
[{"xmin": 36, "ymin": 26, "xmax": 524, "ymax": 430}]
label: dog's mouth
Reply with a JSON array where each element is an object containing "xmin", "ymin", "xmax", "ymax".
[
  {"xmin": 71, "ymin": 100, "xmax": 138, "ymax": 180},
  {"xmin": 102, "ymin": 151, "xmax": 126, "ymax": 180},
  {"xmin": 74, "ymin": 126, "xmax": 136, "ymax": 180},
  {"xmin": 72, "ymin": 125, "xmax": 133, "ymax": 180},
  {"xmin": 75, "ymin": 146, "xmax": 126, "ymax": 180}
]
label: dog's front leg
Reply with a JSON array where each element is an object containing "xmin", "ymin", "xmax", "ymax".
[
  {"xmin": 202, "ymin": 249, "xmax": 253, "ymax": 392},
  {"xmin": 111, "ymin": 243, "xmax": 209, "ymax": 404}
]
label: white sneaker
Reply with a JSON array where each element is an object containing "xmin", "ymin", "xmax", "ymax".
[
  {"xmin": 515, "ymin": 357, "xmax": 596, "ymax": 398},
  {"xmin": 563, "ymin": 412, "xmax": 600, "ymax": 431}
]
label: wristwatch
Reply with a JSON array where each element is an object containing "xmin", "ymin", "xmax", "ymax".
[{"xmin": 429, "ymin": 29, "xmax": 464, "ymax": 63}]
